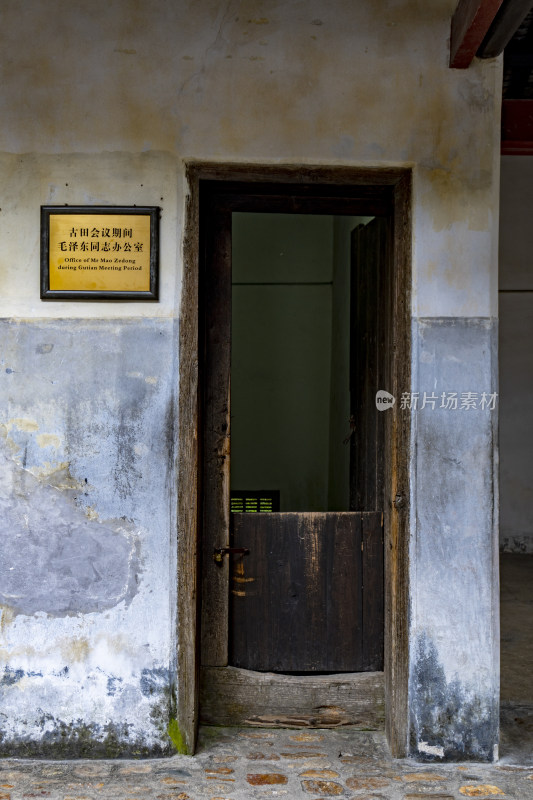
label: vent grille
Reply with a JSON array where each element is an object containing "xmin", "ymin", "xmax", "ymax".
[{"xmin": 230, "ymin": 490, "xmax": 280, "ymax": 513}]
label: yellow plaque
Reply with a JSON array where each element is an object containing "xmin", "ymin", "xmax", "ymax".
[{"xmin": 41, "ymin": 207, "xmax": 159, "ymax": 300}]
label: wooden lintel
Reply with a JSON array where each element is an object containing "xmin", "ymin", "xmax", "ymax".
[{"xmin": 450, "ymin": 0, "xmax": 505, "ymax": 68}]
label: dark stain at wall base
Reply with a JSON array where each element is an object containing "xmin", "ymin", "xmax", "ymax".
[
  {"xmin": 0, "ymin": 718, "xmax": 174, "ymax": 759},
  {"xmin": 409, "ymin": 634, "xmax": 498, "ymax": 761},
  {"xmin": 0, "ymin": 666, "xmax": 178, "ymax": 758}
]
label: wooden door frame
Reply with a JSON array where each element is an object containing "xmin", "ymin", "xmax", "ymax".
[{"xmin": 178, "ymin": 162, "xmax": 412, "ymax": 756}]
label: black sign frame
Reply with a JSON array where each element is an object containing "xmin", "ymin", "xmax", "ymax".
[{"xmin": 40, "ymin": 205, "xmax": 159, "ymax": 301}]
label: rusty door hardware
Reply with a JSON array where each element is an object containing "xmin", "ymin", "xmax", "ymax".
[
  {"xmin": 393, "ymin": 492, "xmax": 406, "ymax": 510},
  {"xmin": 213, "ymin": 547, "xmax": 250, "ymax": 565}
]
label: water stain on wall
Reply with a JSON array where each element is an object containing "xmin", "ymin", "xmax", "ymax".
[
  {"xmin": 0, "ymin": 438, "xmax": 140, "ymax": 617},
  {"xmin": 410, "ymin": 633, "xmax": 497, "ymax": 761}
]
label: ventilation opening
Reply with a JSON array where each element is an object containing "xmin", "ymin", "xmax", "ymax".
[{"xmin": 230, "ymin": 490, "xmax": 280, "ymax": 513}]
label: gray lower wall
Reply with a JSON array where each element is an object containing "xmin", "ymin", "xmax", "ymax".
[
  {"xmin": 0, "ymin": 314, "xmax": 502, "ymax": 761},
  {"xmin": 408, "ymin": 317, "xmax": 499, "ymax": 761},
  {"xmin": 0, "ymin": 318, "xmax": 178, "ymax": 756}
]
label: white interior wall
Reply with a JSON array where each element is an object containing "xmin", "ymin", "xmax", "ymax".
[
  {"xmin": 231, "ymin": 213, "xmax": 334, "ymax": 512},
  {"xmin": 230, "ymin": 213, "xmax": 360, "ymax": 513}
]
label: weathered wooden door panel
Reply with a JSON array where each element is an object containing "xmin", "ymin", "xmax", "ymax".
[
  {"xmin": 200, "ymin": 200, "xmax": 232, "ymax": 667},
  {"xmin": 361, "ymin": 512, "xmax": 385, "ymax": 670},
  {"xmin": 350, "ymin": 217, "xmax": 391, "ymax": 512},
  {"xmin": 229, "ymin": 511, "xmax": 383, "ymax": 673}
]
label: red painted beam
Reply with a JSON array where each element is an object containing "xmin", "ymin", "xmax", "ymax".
[
  {"xmin": 501, "ymin": 99, "xmax": 533, "ymax": 154},
  {"xmin": 450, "ymin": 0, "xmax": 505, "ymax": 68}
]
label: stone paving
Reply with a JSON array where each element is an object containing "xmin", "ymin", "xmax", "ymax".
[{"xmin": 1, "ymin": 726, "xmax": 533, "ymax": 800}]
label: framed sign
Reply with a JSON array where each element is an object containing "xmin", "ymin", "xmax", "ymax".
[{"xmin": 40, "ymin": 206, "xmax": 159, "ymax": 300}]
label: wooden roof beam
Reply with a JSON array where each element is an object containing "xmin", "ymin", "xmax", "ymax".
[
  {"xmin": 450, "ymin": 0, "xmax": 505, "ymax": 68},
  {"xmin": 477, "ymin": 0, "xmax": 533, "ymax": 59}
]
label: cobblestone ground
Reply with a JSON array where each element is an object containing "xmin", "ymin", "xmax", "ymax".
[{"xmin": 1, "ymin": 726, "xmax": 533, "ymax": 800}]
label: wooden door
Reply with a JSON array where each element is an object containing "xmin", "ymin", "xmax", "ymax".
[
  {"xmin": 350, "ymin": 216, "xmax": 391, "ymax": 513},
  {"xmin": 227, "ymin": 216, "xmax": 388, "ymax": 675},
  {"xmin": 229, "ymin": 511, "xmax": 383, "ymax": 672},
  {"xmin": 198, "ymin": 182, "xmax": 392, "ymax": 728}
]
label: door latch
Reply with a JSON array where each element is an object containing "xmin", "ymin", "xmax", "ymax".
[
  {"xmin": 393, "ymin": 492, "xmax": 406, "ymax": 510},
  {"xmin": 213, "ymin": 547, "xmax": 250, "ymax": 565}
]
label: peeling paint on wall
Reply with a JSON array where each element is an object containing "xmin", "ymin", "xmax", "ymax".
[
  {"xmin": 409, "ymin": 318, "xmax": 499, "ymax": 760},
  {"xmin": 0, "ymin": 438, "xmax": 140, "ymax": 616},
  {"xmin": 0, "ymin": 318, "xmax": 178, "ymax": 755}
]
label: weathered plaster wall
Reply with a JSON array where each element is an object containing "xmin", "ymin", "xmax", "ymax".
[
  {"xmin": 0, "ymin": 0, "xmax": 501, "ymax": 759},
  {"xmin": 0, "ymin": 319, "xmax": 178, "ymax": 755},
  {"xmin": 499, "ymin": 156, "xmax": 533, "ymax": 552},
  {"xmin": 0, "ymin": 0, "xmax": 501, "ymax": 321},
  {"xmin": 410, "ymin": 319, "xmax": 499, "ymax": 760},
  {"xmin": 0, "ymin": 152, "xmax": 180, "ymax": 319}
]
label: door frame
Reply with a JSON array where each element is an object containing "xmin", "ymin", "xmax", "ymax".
[{"xmin": 178, "ymin": 162, "xmax": 412, "ymax": 756}]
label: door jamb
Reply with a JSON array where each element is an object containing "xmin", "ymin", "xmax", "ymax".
[{"xmin": 178, "ymin": 162, "xmax": 412, "ymax": 756}]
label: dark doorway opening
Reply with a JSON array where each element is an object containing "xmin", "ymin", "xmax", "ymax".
[
  {"xmin": 177, "ymin": 165, "xmax": 411, "ymax": 755},
  {"xmin": 498, "ymin": 154, "xmax": 533, "ymax": 764}
]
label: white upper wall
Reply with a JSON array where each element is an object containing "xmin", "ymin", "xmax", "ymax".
[{"xmin": 0, "ymin": 0, "xmax": 502, "ymax": 318}]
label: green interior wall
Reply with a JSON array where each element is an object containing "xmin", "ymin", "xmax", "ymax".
[{"xmin": 230, "ymin": 212, "xmax": 371, "ymax": 512}]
